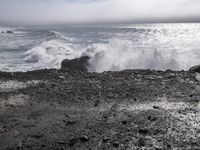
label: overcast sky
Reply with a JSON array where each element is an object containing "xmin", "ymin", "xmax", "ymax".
[{"xmin": 0, "ymin": 0, "xmax": 200, "ymax": 24}]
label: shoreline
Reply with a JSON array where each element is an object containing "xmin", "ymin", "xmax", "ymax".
[{"xmin": 1, "ymin": 58, "xmax": 200, "ymax": 149}]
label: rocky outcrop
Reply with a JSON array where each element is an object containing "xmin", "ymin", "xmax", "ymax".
[
  {"xmin": 189, "ymin": 65, "xmax": 200, "ymax": 73},
  {"xmin": 6, "ymin": 31, "xmax": 14, "ymax": 34},
  {"xmin": 61, "ymin": 56, "xmax": 90, "ymax": 72},
  {"xmin": 1, "ymin": 31, "xmax": 14, "ymax": 34}
]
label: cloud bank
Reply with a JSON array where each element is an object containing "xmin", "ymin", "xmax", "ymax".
[{"xmin": 0, "ymin": 0, "xmax": 200, "ymax": 24}]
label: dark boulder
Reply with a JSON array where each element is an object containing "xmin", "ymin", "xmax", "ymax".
[
  {"xmin": 1, "ymin": 31, "xmax": 5, "ymax": 34},
  {"xmin": 61, "ymin": 56, "xmax": 89, "ymax": 72},
  {"xmin": 189, "ymin": 65, "xmax": 200, "ymax": 73},
  {"xmin": 6, "ymin": 31, "xmax": 14, "ymax": 34}
]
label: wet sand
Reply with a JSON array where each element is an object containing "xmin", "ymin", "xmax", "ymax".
[{"xmin": 0, "ymin": 68, "xmax": 200, "ymax": 150}]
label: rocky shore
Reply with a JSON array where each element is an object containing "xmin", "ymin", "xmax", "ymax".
[{"xmin": 1, "ymin": 57, "xmax": 200, "ymax": 150}]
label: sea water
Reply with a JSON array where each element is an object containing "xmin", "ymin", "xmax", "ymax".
[{"xmin": 0, "ymin": 23, "xmax": 200, "ymax": 72}]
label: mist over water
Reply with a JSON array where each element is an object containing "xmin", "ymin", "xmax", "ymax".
[{"xmin": 0, "ymin": 23, "xmax": 200, "ymax": 72}]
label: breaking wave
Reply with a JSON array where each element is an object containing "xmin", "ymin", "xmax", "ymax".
[
  {"xmin": 24, "ymin": 31, "xmax": 82, "ymax": 70},
  {"xmin": 24, "ymin": 30, "xmax": 199, "ymax": 72}
]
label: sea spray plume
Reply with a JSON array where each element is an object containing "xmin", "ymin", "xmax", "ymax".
[{"xmin": 84, "ymin": 39, "xmax": 179, "ymax": 72}]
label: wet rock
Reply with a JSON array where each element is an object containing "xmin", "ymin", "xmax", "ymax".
[
  {"xmin": 189, "ymin": 65, "xmax": 200, "ymax": 73},
  {"xmin": 61, "ymin": 56, "xmax": 89, "ymax": 72},
  {"xmin": 6, "ymin": 31, "xmax": 14, "ymax": 34}
]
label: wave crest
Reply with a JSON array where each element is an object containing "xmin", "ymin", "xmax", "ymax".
[{"xmin": 24, "ymin": 31, "xmax": 80, "ymax": 70}]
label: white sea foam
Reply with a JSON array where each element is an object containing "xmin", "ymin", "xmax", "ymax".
[
  {"xmin": 84, "ymin": 39, "xmax": 196, "ymax": 72},
  {"xmin": 24, "ymin": 31, "xmax": 82, "ymax": 70}
]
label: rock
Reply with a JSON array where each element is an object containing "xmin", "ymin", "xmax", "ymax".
[
  {"xmin": 139, "ymin": 129, "xmax": 148, "ymax": 135},
  {"xmin": 195, "ymin": 73, "xmax": 200, "ymax": 81},
  {"xmin": 189, "ymin": 65, "xmax": 200, "ymax": 73},
  {"xmin": 79, "ymin": 135, "xmax": 89, "ymax": 143},
  {"xmin": 61, "ymin": 56, "xmax": 89, "ymax": 72},
  {"xmin": 147, "ymin": 116, "xmax": 157, "ymax": 122},
  {"xmin": 138, "ymin": 138, "xmax": 145, "ymax": 147},
  {"xmin": 112, "ymin": 142, "xmax": 120, "ymax": 148},
  {"xmin": 189, "ymin": 94, "xmax": 194, "ymax": 98},
  {"xmin": 122, "ymin": 120, "xmax": 128, "ymax": 125},
  {"xmin": 68, "ymin": 138, "xmax": 79, "ymax": 147},
  {"xmin": 65, "ymin": 120, "xmax": 76, "ymax": 126},
  {"xmin": 1, "ymin": 31, "xmax": 5, "ymax": 34},
  {"xmin": 155, "ymin": 146, "xmax": 163, "ymax": 150},
  {"xmin": 58, "ymin": 140, "xmax": 66, "ymax": 144},
  {"xmin": 94, "ymin": 100, "xmax": 100, "ymax": 107},
  {"xmin": 6, "ymin": 31, "xmax": 14, "ymax": 34},
  {"xmin": 58, "ymin": 76, "xmax": 65, "ymax": 79},
  {"xmin": 153, "ymin": 106, "xmax": 160, "ymax": 109},
  {"xmin": 102, "ymin": 137, "xmax": 109, "ymax": 143}
]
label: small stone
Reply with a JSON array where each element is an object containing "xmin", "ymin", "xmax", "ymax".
[
  {"xmin": 102, "ymin": 137, "xmax": 109, "ymax": 143},
  {"xmin": 155, "ymin": 146, "xmax": 163, "ymax": 150},
  {"xmin": 65, "ymin": 120, "xmax": 76, "ymax": 126},
  {"xmin": 147, "ymin": 116, "xmax": 157, "ymax": 122},
  {"xmin": 138, "ymin": 138, "xmax": 145, "ymax": 146},
  {"xmin": 94, "ymin": 100, "xmax": 100, "ymax": 107},
  {"xmin": 68, "ymin": 138, "xmax": 79, "ymax": 147},
  {"xmin": 139, "ymin": 129, "xmax": 148, "ymax": 135},
  {"xmin": 65, "ymin": 114, "xmax": 69, "ymax": 118},
  {"xmin": 112, "ymin": 142, "xmax": 120, "ymax": 148},
  {"xmin": 122, "ymin": 120, "xmax": 128, "ymax": 125},
  {"xmin": 6, "ymin": 31, "xmax": 14, "ymax": 34},
  {"xmin": 189, "ymin": 94, "xmax": 194, "ymax": 98},
  {"xmin": 59, "ymin": 76, "xmax": 65, "ymax": 79},
  {"xmin": 153, "ymin": 106, "xmax": 160, "ymax": 109},
  {"xmin": 80, "ymin": 135, "xmax": 89, "ymax": 143},
  {"xmin": 58, "ymin": 140, "xmax": 66, "ymax": 144}
]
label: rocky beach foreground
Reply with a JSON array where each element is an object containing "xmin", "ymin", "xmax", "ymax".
[{"xmin": 1, "ymin": 58, "xmax": 200, "ymax": 150}]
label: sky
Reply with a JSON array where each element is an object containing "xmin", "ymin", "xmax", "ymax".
[{"xmin": 0, "ymin": 0, "xmax": 200, "ymax": 24}]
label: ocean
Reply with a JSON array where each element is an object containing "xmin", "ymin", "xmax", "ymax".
[{"xmin": 0, "ymin": 23, "xmax": 200, "ymax": 72}]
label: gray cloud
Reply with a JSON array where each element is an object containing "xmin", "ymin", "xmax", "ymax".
[{"xmin": 0, "ymin": 0, "xmax": 200, "ymax": 24}]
